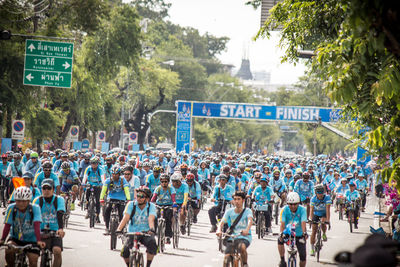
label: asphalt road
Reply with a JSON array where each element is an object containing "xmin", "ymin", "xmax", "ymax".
[{"xmin": 0, "ymin": 195, "xmax": 378, "ymax": 267}]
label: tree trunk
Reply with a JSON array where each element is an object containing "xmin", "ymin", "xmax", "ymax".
[{"xmin": 5, "ymin": 107, "xmax": 12, "ymax": 138}]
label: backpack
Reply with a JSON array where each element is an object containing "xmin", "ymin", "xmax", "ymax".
[
  {"xmin": 38, "ymin": 196, "xmax": 58, "ymax": 211},
  {"xmin": 129, "ymin": 202, "xmax": 151, "ymax": 225},
  {"xmin": 12, "ymin": 204, "xmax": 34, "ymax": 225}
]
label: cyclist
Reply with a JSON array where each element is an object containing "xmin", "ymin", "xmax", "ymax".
[
  {"xmin": 103, "ymin": 155, "xmax": 114, "ymax": 179},
  {"xmin": 146, "ymin": 166, "xmax": 162, "ymax": 193},
  {"xmin": 215, "ymin": 166, "xmax": 236, "ymax": 189},
  {"xmin": 345, "ymin": 181, "xmax": 361, "ymax": 229},
  {"xmin": 270, "ymin": 170, "xmax": 287, "ymax": 208},
  {"xmin": 185, "ymin": 173, "xmax": 201, "ymax": 223},
  {"xmin": 9, "ymin": 172, "xmax": 41, "ymax": 203},
  {"xmin": 294, "ymin": 172, "xmax": 314, "ymax": 219},
  {"xmin": 6, "ymin": 152, "xmax": 24, "ymax": 178},
  {"xmin": 252, "ymin": 177, "xmax": 274, "ymax": 233},
  {"xmin": 216, "ymin": 191, "xmax": 253, "ymax": 267},
  {"xmin": 78, "ymin": 153, "xmax": 91, "ymax": 179},
  {"xmin": 334, "ymin": 178, "xmax": 350, "ymax": 212},
  {"xmin": 24, "ymin": 152, "xmax": 41, "ymax": 176},
  {"xmin": 1, "ymin": 186, "xmax": 45, "ymax": 267},
  {"xmin": 170, "ymin": 172, "xmax": 189, "ymax": 235},
  {"xmin": 309, "ymin": 184, "xmax": 331, "ymax": 256},
  {"xmin": 117, "ymin": 186, "xmax": 157, "ymax": 267},
  {"xmin": 247, "ymin": 171, "xmax": 262, "ymax": 197},
  {"xmin": 208, "ymin": 174, "xmax": 235, "ymax": 233},
  {"xmin": 278, "ymin": 192, "xmax": 308, "ymax": 267},
  {"xmin": 100, "ymin": 165, "xmax": 130, "ymax": 234},
  {"xmin": 52, "ymin": 152, "xmax": 70, "ymax": 174},
  {"xmin": 167, "ymin": 156, "xmax": 179, "ymax": 175},
  {"xmin": 58, "ymin": 162, "xmax": 80, "ymax": 210},
  {"xmin": 122, "ymin": 165, "xmax": 140, "ymax": 200},
  {"xmin": 355, "ymin": 173, "xmax": 368, "ymax": 212},
  {"xmin": 151, "ymin": 174, "xmax": 177, "ymax": 244},
  {"xmin": 284, "ymin": 170, "xmax": 293, "ymax": 186},
  {"xmin": 82, "ymin": 157, "xmax": 105, "ymax": 223},
  {"xmin": 210, "ymin": 159, "xmax": 222, "ymax": 185},
  {"xmin": 288, "ymin": 174, "xmax": 301, "ymax": 192},
  {"xmin": 180, "ymin": 164, "xmax": 188, "ymax": 178},
  {"xmin": 32, "ymin": 179, "xmax": 65, "ymax": 267},
  {"xmin": 34, "ymin": 161, "xmax": 61, "ymax": 195}
]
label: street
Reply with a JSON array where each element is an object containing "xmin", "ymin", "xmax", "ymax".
[{"xmin": 0, "ymin": 195, "xmax": 378, "ymax": 267}]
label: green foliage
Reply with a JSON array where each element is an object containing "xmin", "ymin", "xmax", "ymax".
[{"xmin": 255, "ymin": 0, "xmax": 400, "ymax": 180}]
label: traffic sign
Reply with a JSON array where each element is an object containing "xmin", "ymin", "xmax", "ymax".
[
  {"xmin": 129, "ymin": 132, "xmax": 138, "ymax": 145},
  {"xmin": 23, "ymin": 39, "xmax": 74, "ymax": 88},
  {"xmin": 82, "ymin": 139, "xmax": 90, "ymax": 149},
  {"xmin": 69, "ymin": 125, "xmax": 79, "ymax": 141},
  {"xmin": 96, "ymin": 131, "xmax": 106, "ymax": 150},
  {"xmin": 12, "ymin": 120, "xmax": 25, "ymax": 140}
]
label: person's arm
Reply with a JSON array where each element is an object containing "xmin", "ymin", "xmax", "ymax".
[
  {"xmin": 309, "ymin": 205, "xmax": 314, "ymax": 221},
  {"xmin": 242, "ymin": 213, "xmax": 253, "ymax": 236},
  {"xmin": 124, "ymin": 186, "xmax": 131, "ymax": 201},
  {"xmin": 148, "ymin": 214, "xmax": 156, "ymax": 231},
  {"xmin": 150, "ymin": 193, "xmax": 157, "ymax": 203},
  {"xmin": 117, "ymin": 212, "xmax": 130, "ymax": 231},
  {"xmin": 326, "ymin": 204, "xmax": 331, "ymax": 222},
  {"xmin": 182, "ymin": 193, "xmax": 188, "ymax": 206},
  {"xmin": 100, "ymin": 184, "xmax": 108, "ymax": 201},
  {"xmin": 0, "ymin": 224, "xmax": 11, "ymax": 241}
]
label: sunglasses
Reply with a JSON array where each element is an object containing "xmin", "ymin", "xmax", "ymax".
[
  {"xmin": 288, "ymin": 203, "xmax": 298, "ymax": 206},
  {"xmin": 124, "ymin": 172, "xmax": 132, "ymax": 176},
  {"xmin": 137, "ymin": 195, "xmax": 146, "ymax": 199},
  {"xmin": 42, "ymin": 186, "xmax": 52, "ymax": 190},
  {"xmin": 161, "ymin": 181, "xmax": 169, "ymax": 183},
  {"xmin": 44, "ymin": 168, "xmax": 51, "ymax": 171},
  {"xmin": 62, "ymin": 168, "xmax": 70, "ymax": 171}
]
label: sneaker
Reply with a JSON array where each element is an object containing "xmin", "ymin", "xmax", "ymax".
[
  {"xmin": 322, "ymin": 233, "xmax": 327, "ymax": 242},
  {"xmin": 103, "ymin": 229, "xmax": 110, "ymax": 235},
  {"xmin": 209, "ymin": 225, "xmax": 217, "ymax": 233},
  {"xmin": 85, "ymin": 212, "xmax": 89, "ymax": 219},
  {"xmin": 96, "ymin": 215, "xmax": 101, "ymax": 223},
  {"xmin": 70, "ymin": 203, "xmax": 75, "ymax": 211},
  {"xmin": 166, "ymin": 237, "xmax": 171, "ymax": 244},
  {"xmin": 193, "ymin": 216, "xmax": 197, "ymax": 224},
  {"xmin": 278, "ymin": 260, "xmax": 287, "ymax": 267},
  {"xmin": 310, "ymin": 248, "xmax": 315, "ymax": 256},
  {"xmin": 180, "ymin": 225, "xmax": 186, "ymax": 235}
]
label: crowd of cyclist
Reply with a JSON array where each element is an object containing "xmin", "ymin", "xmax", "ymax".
[{"xmin": 0, "ymin": 148, "xmax": 379, "ymax": 266}]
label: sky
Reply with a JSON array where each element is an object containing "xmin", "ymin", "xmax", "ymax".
[{"xmin": 165, "ymin": 0, "xmax": 306, "ymax": 84}]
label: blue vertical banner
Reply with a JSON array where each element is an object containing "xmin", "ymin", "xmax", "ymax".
[
  {"xmin": 101, "ymin": 142, "xmax": 110, "ymax": 153},
  {"xmin": 357, "ymin": 147, "xmax": 371, "ymax": 167},
  {"xmin": 1, "ymin": 138, "xmax": 12, "ymax": 154},
  {"xmin": 176, "ymin": 101, "xmax": 192, "ymax": 153},
  {"xmin": 73, "ymin": 141, "xmax": 82, "ymax": 151}
]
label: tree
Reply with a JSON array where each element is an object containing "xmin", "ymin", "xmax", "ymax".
[{"xmin": 253, "ymin": 0, "xmax": 400, "ymax": 181}]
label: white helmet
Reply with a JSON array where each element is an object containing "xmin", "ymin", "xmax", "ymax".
[
  {"xmin": 14, "ymin": 186, "xmax": 32, "ymax": 201},
  {"xmin": 286, "ymin": 192, "xmax": 300, "ymax": 204},
  {"xmin": 171, "ymin": 172, "xmax": 182, "ymax": 181}
]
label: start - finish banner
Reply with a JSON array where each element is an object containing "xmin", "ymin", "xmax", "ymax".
[{"xmin": 175, "ymin": 101, "xmax": 343, "ymax": 153}]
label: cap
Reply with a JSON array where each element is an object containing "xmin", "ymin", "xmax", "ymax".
[
  {"xmin": 41, "ymin": 179, "xmax": 55, "ymax": 188},
  {"xmin": 22, "ymin": 172, "xmax": 34, "ymax": 179}
]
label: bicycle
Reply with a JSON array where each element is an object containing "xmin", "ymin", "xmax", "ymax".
[
  {"xmin": 124, "ymin": 232, "xmax": 151, "ymax": 267},
  {"xmin": 172, "ymin": 207, "xmax": 180, "ymax": 249},
  {"xmin": 86, "ymin": 185, "xmax": 97, "ymax": 228},
  {"xmin": 186, "ymin": 200, "xmax": 195, "ymax": 236},
  {"xmin": 1, "ymin": 243, "xmax": 40, "ymax": 267},
  {"xmin": 0, "ymin": 174, "xmax": 8, "ymax": 208},
  {"xmin": 314, "ymin": 221, "xmax": 330, "ymax": 262},
  {"xmin": 61, "ymin": 192, "xmax": 71, "ymax": 229},
  {"xmin": 273, "ymin": 194, "xmax": 281, "ymax": 225},
  {"xmin": 109, "ymin": 200, "xmax": 126, "ymax": 250},
  {"xmin": 346, "ymin": 200, "xmax": 360, "ymax": 233},
  {"xmin": 254, "ymin": 203, "xmax": 269, "ymax": 239},
  {"xmin": 40, "ymin": 229, "xmax": 59, "ymax": 267},
  {"xmin": 155, "ymin": 205, "xmax": 173, "ymax": 253},
  {"xmin": 282, "ymin": 223, "xmax": 298, "ymax": 267},
  {"xmin": 336, "ymin": 194, "xmax": 346, "ymax": 220},
  {"xmin": 220, "ymin": 233, "xmax": 242, "ymax": 267}
]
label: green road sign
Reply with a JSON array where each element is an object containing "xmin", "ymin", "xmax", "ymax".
[{"xmin": 23, "ymin": 39, "xmax": 74, "ymax": 88}]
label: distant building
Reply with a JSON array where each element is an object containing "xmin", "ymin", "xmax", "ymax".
[{"xmin": 235, "ymin": 59, "xmax": 253, "ymax": 80}]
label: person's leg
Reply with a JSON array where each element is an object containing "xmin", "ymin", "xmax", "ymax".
[
  {"xmin": 118, "ymin": 202, "xmax": 125, "ymax": 222},
  {"xmin": 239, "ymin": 242, "xmax": 248, "ymax": 264},
  {"xmin": 27, "ymin": 252, "xmax": 39, "ymax": 267},
  {"xmin": 5, "ymin": 241, "xmax": 17, "ymax": 266},
  {"xmin": 208, "ymin": 206, "xmax": 219, "ymax": 231},
  {"xmin": 164, "ymin": 208, "xmax": 173, "ymax": 238},
  {"xmin": 52, "ymin": 246, "xmax": 62, "ymax": 267},
  {"xmin": 104, "ymin": 203, "xmax": 112, "ymax": 230},
  {"xmin": 296, "ymin": 238, "xmax": 307, "ymax": 267},
  {"xmin": 310, "ymin": 223, "xmax": 317, "ymax": 255},
  {"xmin": 94, "ymin": 187, "xmax": 101, "ymax": 217}
]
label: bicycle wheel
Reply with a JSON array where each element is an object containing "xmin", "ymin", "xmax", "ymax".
[
  {"xmin": 110, "ymin": 217, "xmax": 118, "ymax": 250},
  {"xmin": 288, "ymin": 255, "xmax": 297, "ymax": 267},
  {"xmin": 316, "ymin": 228, "xmax": 321, "ymax": 262},
  {"xmin": 40, "ymin": 251, "xmax": 48, "ymax": 267},
  {"xmin": 157, "ymin": 220, "xmax": 165, "ymax": 253},
  {"xmin": 137, "ymin": 253, "xmax": 144, "ymax": 267},
  {"xmin": 274, "ymin": 203, "xmax": 279, "ymax": 225},
  {"xmin": 349, "ymin": 211, "xmax": 353, "ymax": 233},
  {"xmin": 173, "ymin": 217, "xmax": 179, "ymax": 249},
  {"xmin": 187, "ymin": 207, "xmax": 192, "ymax": 236},
  {"xmin": 260, "ymin": 214, "xmax": 265, "ymax": 238},
  {"xmin": 223, "ymin": 255, "xmax": 234, "ymax": 267},
  {"xmin": 218, "ymin": 237, "xmax": 223, "ymax": 252},
  {"xmin": 89, "ymin": 200, "xmax": 95, "ymax": 228},
  {"xmin": 339, "ymin": 204, "xmax": 343, "ymax": 220},
  {"xmin": 256, "ymin": 213, "xmax": 261, "ymax": 239},
  {"xmin": 128, "ymin": 252, "xmax": 137, "ymax": 267}
]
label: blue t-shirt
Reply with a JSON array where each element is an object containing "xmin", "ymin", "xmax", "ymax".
[
  {"xmin": 58, "ymin": 169, "xmax": 79, "ymax": 186},
  {"xmin": 34, "ymin": 172, "xmax": 60, "ymax": 192},
  {"xmin": 270, "ymin": 178, "xmax": 287, "ymax": 193},
  {"xmin": 0, "ymin": 161, "xmax": 10, "ymax": 178},
  {"xmin": 128, "ymin": 176, "xmax": 141, "ymax": 200},
  {"xmin": 310, "ymin": 195, "xmax": 332, "ymax": 217},
  {"xmin": 104, "ymin": 177, "xmax": 129, "ymax": 201},
  {"xmin": 84, "ymin": 166, "xmax": 104, "ymax": 186},
  {"xmin": 345, "ymin": 190, "xmax": 360, "ymax": 202},
  {"xmin": 24, "ymin": 159, "xmax": 41, "ymax": 176},
  {"xmin": 146, "ymin": 174, "xmax": 161, "ymax": 193},
  {"xmin": 124, "ymin": 201, "xmax": 157, "ymax": 233},
  {"xmin": 212, "ymin": 184, "xmax": 234, "ymax": 205},
  {"xmin": 252, "ymin": 185, "xmax": 274, "ymax": 204},
  {"xmin": 280, "ymin": 205, "xmax": 307, "ymax": 237},
  {"xmin": 4, "ymin": 203, "xmax": 42, "ymax": 242},
  {"xmin": 32, "ymin": 195, "xmax": 66, "ymax": 231},
  {"xmin": 154, "ymin": 185, "xmax": 176, "ymax": 205},
  {"xmin": 198, "ymin": 168, "xmax": 210, "ymax": 183},
  {"xmin": 335, "ymin": 184, "xmax": 350, "ymax": 195},
  {"xmin": 173, "ymin": 183, "xmax": 189, "ymax": 204},
  {"xmin": 355, "ymin": 179, "xmax": 368, "ymax": 191},
  {"xmin": 187, "ymin": 181, "xmax": 201, "ymax": 199},
  {"xmin": 294, "ymin": 180, "xmax": 314, "ymax": 201},
  {"xmin": 222, "ymin": 207, "xmax": 253, "ymax": 243}
]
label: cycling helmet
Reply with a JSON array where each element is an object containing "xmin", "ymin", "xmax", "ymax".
[
  {"xmin": 186, "ymin": 173, "xmax": 195, "ymax": 181},
  {"xmin": 260, "ymin": 177, "xmax": 268, "ymax": 183},
  {"xmin": 254, "ymin": 172, "xmax": 262, "ymax": 178},
  {"xmin": 30, "ymin": 152, "xmax": 39, "ymax": 158},
  {"xmin": 119, "ymin": 155, "xmax": 126, "ymax": 162},
  {"xmin": 90, "ymin": 157, "xmax": 100, "ymax": 164},
  {"xmin": 84, "ymin": 152, "xmax": 91, "ymax": 159},
  {"xmin": 153, "ymin": 166, "xmax": 162, "ymax": 172},
  {"xmin": 273, "ymin": 169, "xmax": 280, "ymax": 175},
  {"xmin": 160, "ymin": 174, "xmax": 170, "ymax": 182},
  {"xmin": 22, "ymin": 172, "xmax": 34, "ymax": 179},
  {"xmin": 294, "ymin": 174, "xmax": 301, "ymax": 180},
  {"xmin": 42, "ymin": 161, "xmax": 53, "ymax": 169},
  {"xmin": 111, "ymin": 165, "xmax": 121, "ymax": 174},
  {"xmin": 189, "ymin": 166, "xmax": 198, "ymax": 173},
  {"xmin": 285, "ymin": 169, "xmax": 293, "ymax": 175},
  {"xmin": 219, "ymin": 174, "xmax": 228, "ymax": 180},
  {"xmin": 349, "ymin": 181, "xmax": 356, "ymax": 187},
  {"xmin": 222, "ymin": 165, "xmax": 230, "ymax": 173},
  {"xmin": 60, "ymin": 152, "xmax": 68, "ymax": 157},
  {"xmin": 302, "ymin": 172, "xmax": 310, "ymax": 179},
  {"xmin": 180, "ymin": 164, "xmax": 188, "ymax": 170},
  {"xmin": 315, "ymin": 184, "xmax": 325, "ymax": 194},
  {"xmin": 231, "ymin": 168, "xmax": 238, "ymax": 175},
  {"xmin": 61, "ymin": 162, "xmax": 70, "ymax": 170},
  {"xmin": 286, "ymin": 192, "xmax": 300, "ymax": 204},
  {"xmin": 171, "ymin": 172, "xmax": 182, "ymax": 181},
  {"xmin": 238, "ymin": 164, "xmax": 245, "ymax": 171},
  {"xmin": 143, "ymin": 162, "xmax": 151, "ymax": 167},
  {"xmin": 122, "ymin": 165, "xmax": 133, "ymax": 173},
  {"xmin": 137, "ymin": 186, "xmax": 151, "ymax": 198},
  {"xmin": 14, "ymin": 186, "xmax": 32, "ymax": 201},
  {"xmin": 13, "ymin": 153, "xmax": 21, "ymax": 159},
  {"xmin": 341, "ymin": 178, "xmax": 348, "ymax": 183}
]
